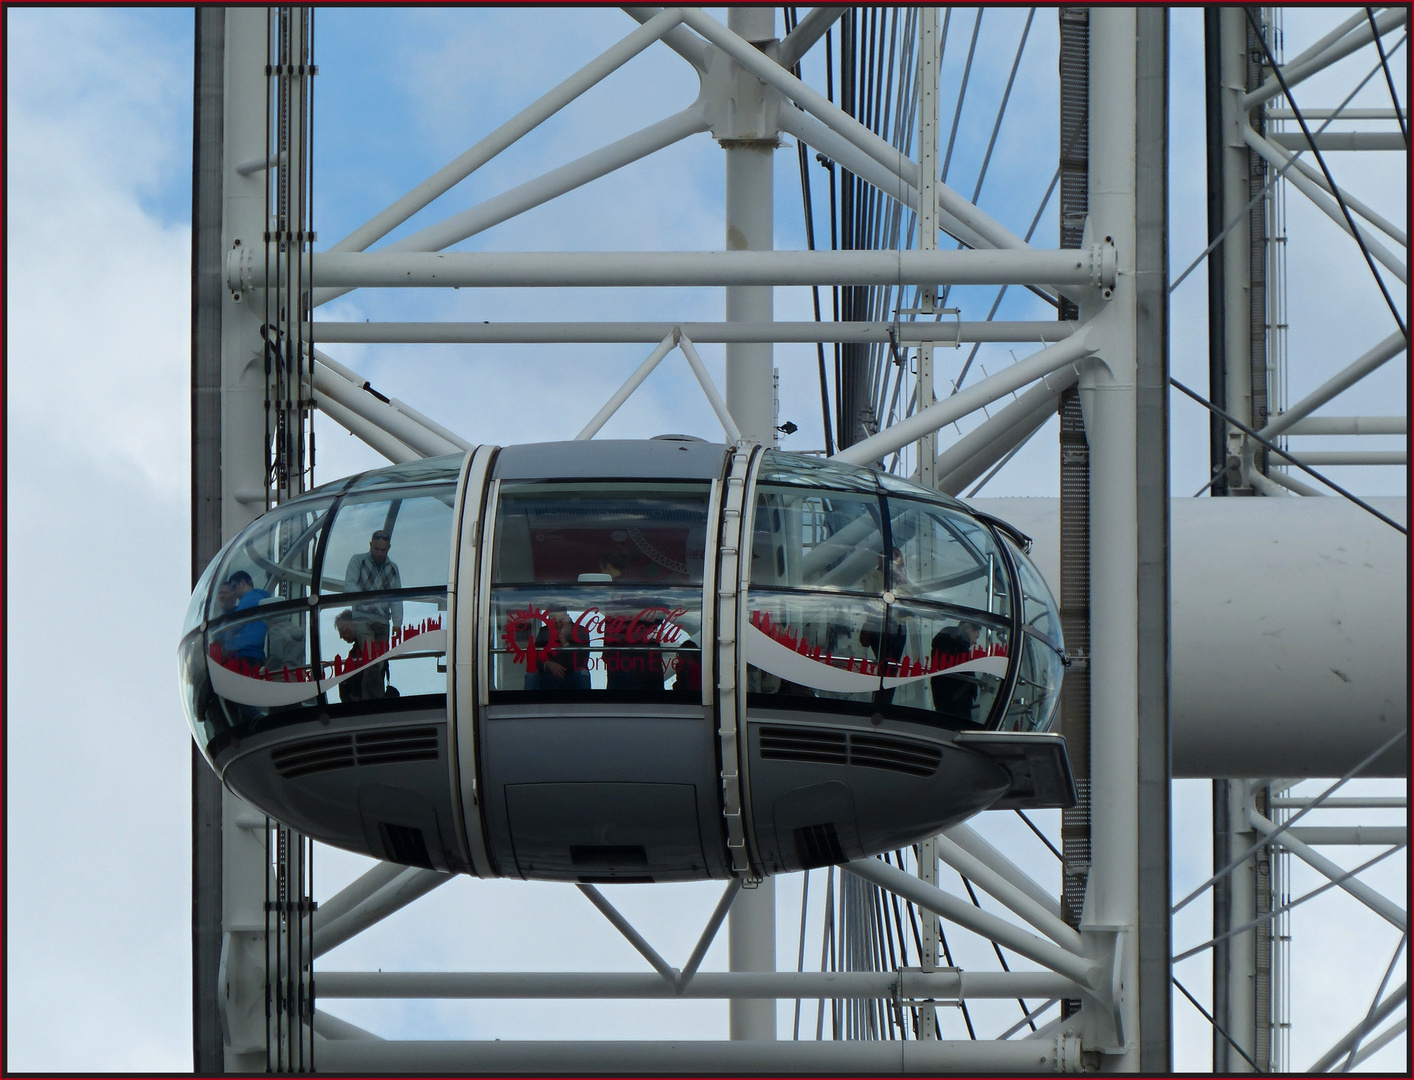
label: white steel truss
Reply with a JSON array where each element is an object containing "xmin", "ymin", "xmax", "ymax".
[{"xmin": 191, "ymin": 6, "xmax": 1407, "ymax": 1072}]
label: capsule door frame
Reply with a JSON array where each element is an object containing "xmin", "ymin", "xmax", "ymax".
[{"xmin": 448, "ymin": 443, "xmax": 499, "ymax": 878}]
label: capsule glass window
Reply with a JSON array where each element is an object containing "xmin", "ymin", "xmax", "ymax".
[
  {"xmin": 318, "ymin": 486, "xmax": 457, "ymax": 599},
  {"xmin": 211, "ymin": 499, "xmax": 332, "ymax": 620},
  {"xmin": 886, "ymin": 497, "xmax": 1012, "ymax": 619},
  {"xmin": 489, "ymin": 481, "xmax": 711, "ymax": 696},
  {"xmin": 1001, "ymin": 536, "xmax": 1062, "ymax": 648},
  {"xmin": 750, "ymin": 487, "xmax": 886, "ymax": 594}
]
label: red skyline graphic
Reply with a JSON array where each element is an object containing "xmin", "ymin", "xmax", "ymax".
[
  {"xmin": 209, "ymin": 615, "xmax": 444, "ymax": 683},
  {"xmin": 749, "ymin": 609, "xmax": 1008, "ymax": 679}
]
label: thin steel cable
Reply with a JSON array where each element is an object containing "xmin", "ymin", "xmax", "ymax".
[
  {"xmin": 1173, "ymin": 727, "xmax": 1409, "ymax": 913},
  {"xmin": 1170, "ymin": 378, "xmax": 1408, "ymax": 535},
  {"xmin": 1015, "ymin": 809, "xmax": 1065, "ymax": 862},
  {"xmin": 1342, "ymin": 934, "xmax": 1408, "ymax": 1070},
  {"xmin": 959, "ymin": 873, "xmax": 1037, "ymax": 1034},
  {"xmin": 1245, "ymin": 6, "xmax": 1406, "ymax": 340},
  {"xmin": 1169, "ymin": 37, "xmax": 1407, "ymax": 296},
  {"xmin": 1365, "ymin": 7, "xmax": 1409, "ymax": 146},
  {"xmin": 1173, "ymin": 976, "xmax": 1265, "ymax": 1072},
  {"xmin": 940, "ymin": 10, "xmax": 984, "ymax": 186},
  {"xmin": 1173, "ymin": 842, "xmax": 1406, "ymax": 962}
]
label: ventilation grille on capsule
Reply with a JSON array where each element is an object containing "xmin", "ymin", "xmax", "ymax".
[
  {"xmin": 271, "ymin": 727, "xmax": 439, "ymax": 778},
  {"xmin": 759, "ymin": 725, "xmax": 942, "ymax": 778}
]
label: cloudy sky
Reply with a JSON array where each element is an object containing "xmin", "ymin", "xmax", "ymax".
[{"xmin": 5, "ymin": 6, "xmax": 1405, "ymax": 1072}]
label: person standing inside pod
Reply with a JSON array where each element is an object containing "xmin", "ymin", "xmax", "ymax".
[
  {"xmin": 930, "ymin": 619, "xmax": 982, "ymax": 723},
  {"xmin": 223, "ymin": 570, "xmax": 271, "ymax": 673},
  {"xmin": 344, "ymin": 530, "xmax": 402, "ymax": 697}
]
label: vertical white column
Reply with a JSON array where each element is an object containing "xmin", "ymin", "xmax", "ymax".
[
  {"xmin": 1079, "ymin": 6, "xmax": 1140, "ymax": 1069},
  {"xmin": 723, "ymin": 5, "xmax": 778, "ymax": 1043},
  {"xmin": 219, "ymin": 8, "xmax": 275, "ymax": 1071}
]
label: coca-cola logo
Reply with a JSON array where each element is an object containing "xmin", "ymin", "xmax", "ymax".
[
  {"xmin": 500, "ymin": 607, "xmax": 559, "ymax": 672},
  {"xmin": 501, "ymin": 605, "xmax": 690, "ymax": 667}
]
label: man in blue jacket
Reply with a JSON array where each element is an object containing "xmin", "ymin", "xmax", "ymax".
[{"xmin": 224, "ymin": 570, "xmax": 271, "ymax": 670}]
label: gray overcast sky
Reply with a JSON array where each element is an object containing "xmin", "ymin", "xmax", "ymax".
[{"xmin": 5, "ymin": 6, "xmax": 1405, "ymax": 1071}]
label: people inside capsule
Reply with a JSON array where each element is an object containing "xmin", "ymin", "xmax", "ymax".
[
  {"xmin": 524, "ymin": 610, "xmax": 592, "ymax": 691},
  {"xmin": 220, "ymin": 571, "xmax": 271, "ymax": 673},
  {"xmin": 344, "ymin": 529, "xmax": 402, "ymax": 695},
  {"xmin": 930, "ymin": 619, "xmax": 983, "ymax": 723}
]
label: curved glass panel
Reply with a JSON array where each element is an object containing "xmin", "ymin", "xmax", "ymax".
[
  {"xmin": 489, "ymin": 480, "xmax": 711, "ymax": 697},
  {"xmin": 318, "ymin": 593, "xmax": 448, "ymax": 705},
  {"xmin": 183, "ymin": 536, "xmax": 236, "ymax": 636},
  {"xmin": 317, "ymin": 485, "xmax": 456, "ymax": 599},
  {"xmin": 750, "ymin": 487, "xmax": 885, "ymax": 593},
  {"xmin": 746, "ymin": 590, "xmax": 884, "ymax": 705},
  {"xmin": 755, "ymin": 449, "xmax": 881, "ymax": 494},
  {"xmin": 873, "ymin": 469, "xmax": 971, "ymax": 512},
  {"xmin": 1003, "ymin": 536, "xmax": 1062, "ymax": 648},
  {"xmin": 342, "ymin": 452, "xmax": 465, "ymax": 490},
  {"xmin": 887, "ymin": 497, "xmax": 1012, "ymax": 619},
  {"xmin": 997, "ymin": 632, "xmax": 1065, "ymax": 733},
  {"xmin": 212, "ymin": 499, "xmax": 333, "ymax": 620},
  {"xmin": 889, "ymin": 600, "xmax": 1011, "ymax": 726}
]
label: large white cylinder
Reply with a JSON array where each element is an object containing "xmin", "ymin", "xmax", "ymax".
[{"xmin": 972, "ymin": 496, "xmax": 1407, "ymax": 777}]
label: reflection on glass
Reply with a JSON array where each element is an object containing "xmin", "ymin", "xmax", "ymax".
[
  {"xmin": 319, "ymin": 595, "xmax": 448, "ymax": 704},
  {"xmin": 318, "ymin": 487, "xmax": 456, "ymax": 597},
  {"xmin": 212, "ymin": 499, "xmax": 332, "ymax": 620},
  {"xmin": 755, "ymin": 449, "xmax": 881, "ymax": 494},
  {"xmin": 887, "ymin": 498, "xmax": 1011, "ymax": 618},
  {"xmin": 745, "ymin": 590, "xmax": 884, "ymax": 704},
  {"xmin": 1003, "ymin": 537, "xmax": 1062, "ymax": 646},
  {"xmin": 343, "ymin": 453, "xmax": 465, "ymax": 490},
  {"xmin": 751, "ymin": 487, "xmax": 885, "ymax": 593},
  {"xmin": 998, "ymin": 633, "xmax": 1065, "ymax": 733},
  {"xmin": 489, "ymin": 585, "xmax": 703, "ymax": 696},
  {"xmin": 493, "ymin": 481, "xmax": 711, "ymax": 587}
]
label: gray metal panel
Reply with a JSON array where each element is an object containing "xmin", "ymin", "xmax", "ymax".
[
  {"xmin": 492, "ymin": 439, "xmax": 730, "ymax": 481},
  {"xmin": 191, "ymin": 9, "xmax": 226, "ymax": 1071},
  {"xmin": 1134, "ymin": 7, "xmax": 1173, "ymax": 1070}
]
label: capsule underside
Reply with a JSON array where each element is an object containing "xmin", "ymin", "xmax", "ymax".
[{"xmin": 180, "ymin": 441, "xmax": 1069, "ymax": 881}]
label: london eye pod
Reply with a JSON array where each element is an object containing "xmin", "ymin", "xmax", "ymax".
[{"xmin": 179, "ymin": 439, "xmax": 1074, "ymax": 882}]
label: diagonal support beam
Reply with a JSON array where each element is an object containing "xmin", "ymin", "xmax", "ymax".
[{"xmin": 577, "ymin": 883, "xmax": 678, "ymax": 984}]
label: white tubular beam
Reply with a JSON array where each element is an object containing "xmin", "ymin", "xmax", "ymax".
[
  {"xmin": 620, "ymin": 7, "xmax": 712, "ymax": 71},
  {"xmin": 315, "ymin": 395, "xmax": 418, "ymax": 464},
  {"xmin": 1284, "ymin": 450, "xmax": 1406, "ymax": 466},
  {"xmin": 777, "ymin": 108, "xmax": 991, "ymax": 254},
  {"xmin": 1305, "ymin": 982, "xmax": 1408, "ymax": 1073},
  {"xmin": 777, "ymin": 6, "xmax": 847, "ymax": 70},
  {"xmin": 328, "ymin": 8, "xmax": 687, "ymax": 254},
  {"xmin": 932, "ymin": 836, "xmax": 1083, "ymax": 952},
  {"xmin": 1257, "ymin": 331, "xmax": 1408, "ymax": 441},
  {"xmin": 1268, "ymin": 108, "xmax": 1408, "ymax": 120},
  {"xmin": 312, "ymin": 867, "xmax": 454, "ymax": 958},
  {"xmin": 252, "ymin": 248, "xmax": 1114, "ymax": 292},
  {"xmin": 1249, "ymin": 126, "xmax": 1402, "ymax": 284},
  {"xmin": 310, "ymin": 320, "xmax": 1077, "ymax": 345},
  {"xmin": 677, "ymin": 333, "xmax": 743, "ymax": 443},
  {"xmin": 317, "ymin": 1036, "xmax": 1080, "ymax": 1073},
  {"xmin": 932, "ymin": 366, "xmax": 1079, "ymax": 496},
  {"xmin": 311, "ymin": 104, "xmax": 708, "ymax": 308},
  {"xmin": 1248, "ymin": 811, "xmax": 1407, "ymax": 931},
  {"xmin": 312, "ymin": 1010, "xmax": 385, "ymax": 1042},
  {"xmin": 313, "ymin": 360, "xmax": 464, "ymax": 458},
  {"xmin": 1271, "ymin": 796, "xmax": 1406, "ymax": 809},
  {"xmin": 1242, "ymin": 127, "xmax": 1408, "ymax": 284},
  {"xmin": 1285, "ymin": 826, "xmax": 1407, "ymax": 846},
  {"xmin": 312, "ymin": 862, "xmax": 408, "ymax": 933},
  {"xmin": 833, "ymin": 329, "xmax": 1096, "ymax": 466},
  {"xmin": 1345, "ymin": 1015, "xmax": 1409, "ymax": 1069},
  {"xmin": 1257, "ymin": 467, "xmax": 1325, "ymax": 497},
  {"xmin": 1277, "ymin": 415, "xmax": 1406, "ymax": 436},
  {"xmin": 1264, "ymin": 145, "xmax": 1408, "ymax": 246},
  {"xmin": 576, "ymin": 884, "xmax": 677, "ymax": 983},
  {"xmin": 1242, "ymin": 7, "xmax": 1409, "ymax": 110},
  {"xmin": 942, "ymin": 822, "xmax": 1064, "ymax": 920},
  {"xmin": 575, "ymin": 331, "xmax": 679, "ymax": 439},
  {"xmin": 313, "ymin": 969, "xmax": 1081, "ymax": 1000},
  {"xmin": 678, "ymin": 7, "xmax": 1033, "ymax": 254},
  {"xmin": 1269, "ymin": 131, "xmax": 1407, "ymax": 152},
  {"xmin": 310, "ymin": 348, "xmax": 473, "ymax": 451},
  {"xmin": 844, "ymin": 858, "xmax": 1098, "ymax": 988}
]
